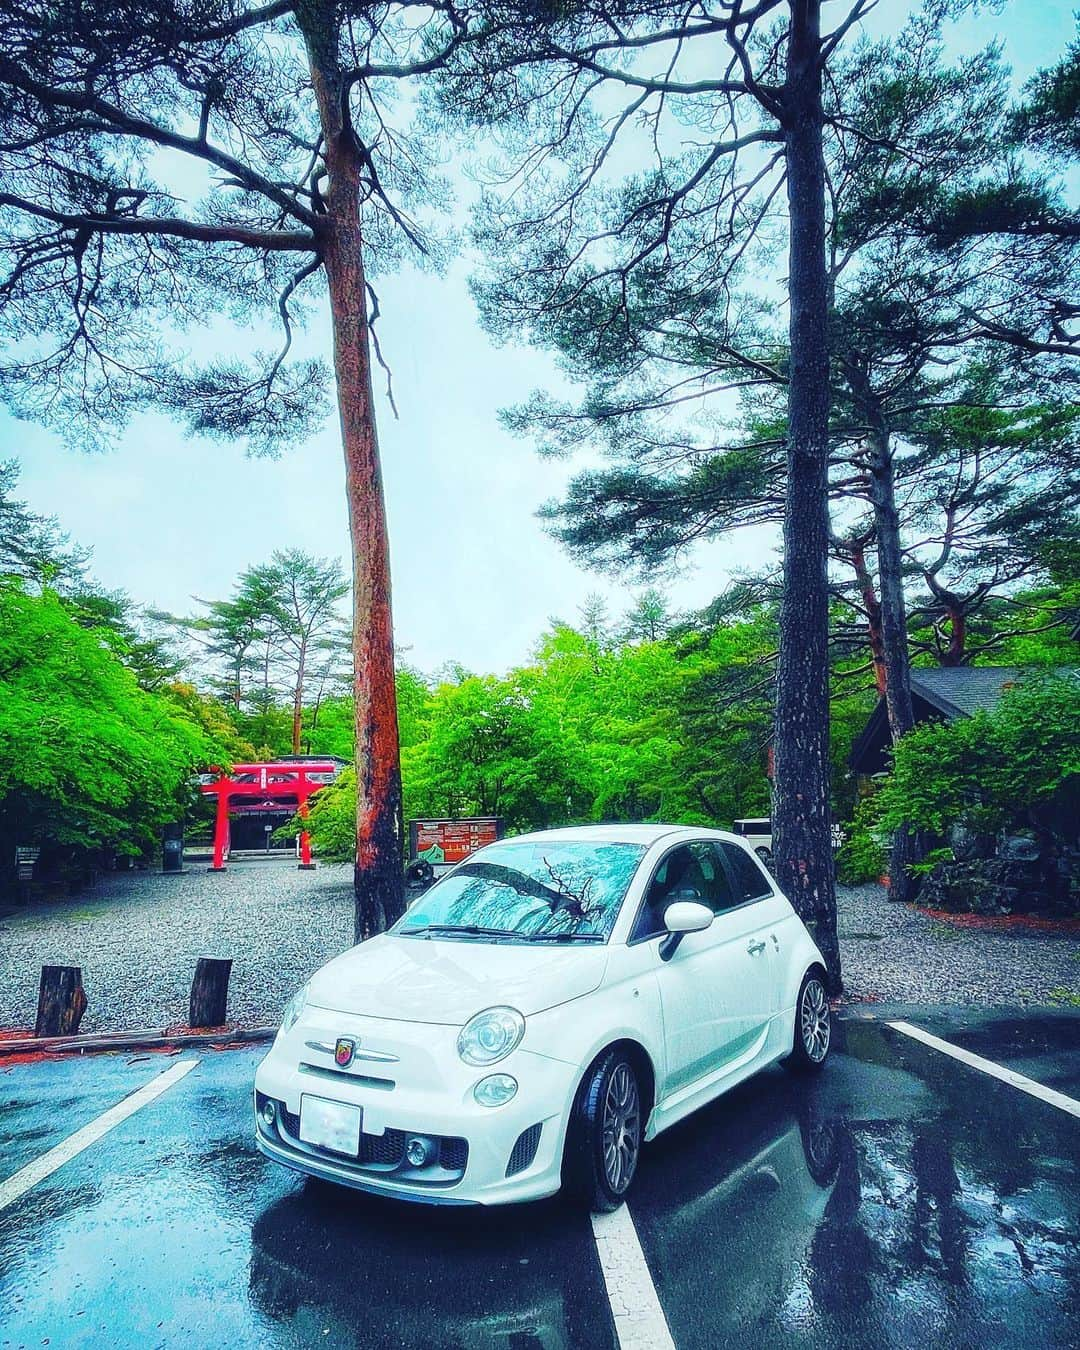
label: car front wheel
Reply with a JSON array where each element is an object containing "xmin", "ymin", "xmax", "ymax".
[
  {"xmin": 564, "ymin": 1050, "xmax": 643, "ymax": 1212},
  {"xmin": 784, "ymin": 969, "xmax": 831, "ymax": 1072}
]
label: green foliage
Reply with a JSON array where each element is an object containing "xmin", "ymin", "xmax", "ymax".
[
  {"xmin": 837, "ymin": 793, "xmax": 887, "ymax": 885},
  {"xmin": 908, "ymin": 847, "xmax": 954, "ymax": 878},
  {"xmin": 0, "ymin": 583, "xmax": 218, "ymax": 876},
  {"xmin": 302, "ymin": 768, "xmax": 360, "ymax": 864},
  {"xmin": 308, "ymin": 606, "xmax": 789, "ymax": 861},
  {"xmin": 876, "ymin": 675, "xmax": 1080, "ymax": 837},
  {"xmin": 1010, "ymin": 24, "xmax": 1080, "ymax": 157}
]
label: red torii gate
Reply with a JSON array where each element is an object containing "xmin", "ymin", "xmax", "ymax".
[{"xmin": 198, "ymin": 758, "xmax": 342, "ymax": 871}]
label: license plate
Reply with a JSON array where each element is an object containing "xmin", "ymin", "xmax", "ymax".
[{"xmin": 299, "ymin": 1095, "xmax": 362, "ymax": 1155}]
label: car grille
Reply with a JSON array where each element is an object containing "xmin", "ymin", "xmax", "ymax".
[
  {"xmin": 506, "ymin": 1123, "xmax": 542, "ymax": 1177},
  {"xmin": 440, "ymin": 1136, "xmax": 468, "ymax": 1171},
  {"xmin": 265, "ymin": 1095, "xmax": 468, "ymax": 1183},
  {"xmin": 363, "ymin": 1127, "xmax": 408, "ymax": 1165}
]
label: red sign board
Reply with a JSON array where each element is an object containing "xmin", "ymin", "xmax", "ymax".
[{"xmin": 409, "ymin": 818, "xmax": 503, "ymax": 866}]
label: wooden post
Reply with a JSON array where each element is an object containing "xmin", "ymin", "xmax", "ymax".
[
  {"xmin": 189, "ymin": 958, "xmax": 232, "ymax": 1028},
  {"xmin": 35, "ymin": 965, "xmax": 88, "ymax": 1037}
]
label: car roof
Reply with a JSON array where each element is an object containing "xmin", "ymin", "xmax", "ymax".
[{"xmin": 490, "ymin": 823, "xmax": 743, "ymax": 847}]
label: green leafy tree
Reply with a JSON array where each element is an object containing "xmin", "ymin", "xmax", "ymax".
[
  {"xmin": 621, "ymin": 589, "xmax": 675, "ymax": 643},
  {"xmin": 0, "ymin": 582, "xmax": 217, "ymax": 886},
  {"xmin": 404, "ymin": 673, "xmax": 589, "ymax": 831}
]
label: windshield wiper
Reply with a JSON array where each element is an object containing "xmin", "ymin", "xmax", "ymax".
[
  {"xmin": 399, "ymin": 924, "xmax": 521, "ymax": 940},
  {"xmin": 523, "ymin": 931, "xmax": 605, "ymax": 943}
]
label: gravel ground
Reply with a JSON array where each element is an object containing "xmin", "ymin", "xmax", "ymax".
[
  {"xmin": 0, "ymin": 857, "xmax": 356, "ymax": 1033},
  {"xmin": 1, "ymin": 863, "xmax": 1077, "ymax": 1033},
  {"xmin": 837, "ymin": 882, "xmax": 1080, "ymax": 1007}
]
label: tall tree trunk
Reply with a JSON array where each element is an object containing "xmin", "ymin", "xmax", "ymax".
[
  {"xmin": 866, "ymin": 426, "xmax": 921, "ymax": 901},
  {"xmin": 941, "ymin": 603, "xmax": 966, "ymax": 665},
  {"xmin": 924, "ymin": 573, "xmax": 969, "ymax": 666},
  {"xmin": 292, "ymin": 639, "xmax": 306, "ymax": 755},
  {"xmin": 867, "ymin": 430, "xmax": 914, "ymax": 739},
  {"xmin": 773, "ymin": 0, "xmax": 840, "ymax": 991},
  {"xmin": 850, "ymin": 539, "xmax": 887, "ymax": 693},
  {"xmin": 298, "ymin": 1, "xmax": 405, "ymax": 938}
]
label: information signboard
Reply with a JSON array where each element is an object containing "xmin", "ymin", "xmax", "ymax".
[
  {"xmin": 15, "ymin": 845, "xmax": 40, "ymax": 881},
  {"xmin": 408, "ymin": 818, "xmax": 504, "ymax": 868}
]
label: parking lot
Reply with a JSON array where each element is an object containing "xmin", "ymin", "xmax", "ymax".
[{"xmin": 1, "ymin": 1009, "xmax": 1077, "ymax": 1350}]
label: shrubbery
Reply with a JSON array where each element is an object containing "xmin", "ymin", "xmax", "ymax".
[
  {"xmin": 875, "ymin": 674, "xmax": 1078, "ymax": 840},
  {"xmin": 846, "ymin": 675, "xmax": 1079, "ymax": 910}
]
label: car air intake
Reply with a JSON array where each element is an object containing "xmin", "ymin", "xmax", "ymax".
[{"xmin": 506, "ymin": 1122, "xmax": 542, "ymax": 1177}]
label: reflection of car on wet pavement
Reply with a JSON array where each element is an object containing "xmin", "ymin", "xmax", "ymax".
[
  {"xmin": 630, "ymin": 1075, "xmax": 845, "ymax": 1339},
  {"xmin": 255, "ymin": 823, "xmax": 831, "ymax": 1210},
  {"xmin": 249, "ymin": 1188, "xmax": 602, "ymax": 1350}
]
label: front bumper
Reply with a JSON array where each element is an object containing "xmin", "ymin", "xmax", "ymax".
[{"xmin": 253, "ymin": 1012, "xmax": 581, "ymax": 1206}]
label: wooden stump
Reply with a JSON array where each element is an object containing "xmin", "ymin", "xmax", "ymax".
[
  {"xmin": 35, "ymin": 965, "xmax": 88, "ymax": 1037},
  {"xmin": 189, "ymin": 958, "xmax": 232, "ymax": 1029}
]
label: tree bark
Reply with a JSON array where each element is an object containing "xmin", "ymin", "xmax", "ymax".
[
  {"xmin": 292, "ymin": 637, "xmax": 306, "ymax": 755},
  {"xmin": 297, "ymin": 1, "xmax": 405, "ymax": 940},
  {"xmin": 866, "ymin": 429, "xmax": 915, "ymax": 741},
  {"xmin": 866, "ymin": 426, "xmax": 921, "ymax": 901},
  {"xmin": 189, "ymin": 957, "xmax": 232, "ymax": 1028},
  {"xmin": 940, "ymin": 603, "xmax": 966, "ymax": 665},
  {"xmin": 773, "ymin": 0, "xmax": 840, "ymax": 991},
  {"xmin": 35, "ymin": 965, "xmax": 87, "ymax": 1037},
  {"xmin": 850, "ymin": 540, "xmax": 887, "ymax": 693}
]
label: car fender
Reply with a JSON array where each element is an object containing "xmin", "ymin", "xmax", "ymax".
[
  {"xmin": 521, "ymin": 965, "xmax": 665, "ymax": 1126},
  {"xmin": 778, "ymin": 916, "xmax": 828, "ymax": 1013}
]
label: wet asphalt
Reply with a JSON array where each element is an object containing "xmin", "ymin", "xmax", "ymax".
[{"xmin": 0, "ymin": 1008, "xmax": 1077, "ymax": 1350}]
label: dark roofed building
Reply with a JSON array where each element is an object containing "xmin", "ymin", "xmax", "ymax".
[{"xmin": 849, "ymin": 667, "xmax": 1076, "ymax": 777}]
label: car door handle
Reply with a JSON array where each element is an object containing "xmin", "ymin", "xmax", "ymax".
[{"xmin": 747, "ymin": 940, "xmax": 766, "ymax": 956}]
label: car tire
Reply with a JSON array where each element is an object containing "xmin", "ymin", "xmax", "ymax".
[
  {"xmin": 783, "ymin": 968, "xmax": 832, "ymax": 1073},
  {"xmin": 564, "ymin": 1049, "xmax": 643, "ymax": 1213}
]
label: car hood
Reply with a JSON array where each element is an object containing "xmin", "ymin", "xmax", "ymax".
[{"xmin": 305, "ymin": 934, "xmax": 609, "ymax": 1025}]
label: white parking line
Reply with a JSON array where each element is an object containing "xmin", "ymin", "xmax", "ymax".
[
  {"xmin": 0, "ymin": 1057, "xmax": 199, "ymax": 1212},
  {"xmin": 889, "ymin": 1021, "xmax": 1080, "ymax": 1119},
  {"xmin": 591, "ymin": 1204, "xmax": 675, "ymax": 1350}
]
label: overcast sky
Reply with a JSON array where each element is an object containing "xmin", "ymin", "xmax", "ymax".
[{"xmin": 4, "ymin": 1, "xmax": 1074, "ymax": 675}]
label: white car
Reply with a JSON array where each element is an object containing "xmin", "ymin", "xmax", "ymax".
[
  {"xmin": 254, "ymin": 824, "xmax": 832, "ymax": 1211},
  {"xmin": 732, "ymin": 817, "xmax": 774, "ymax": 863}
]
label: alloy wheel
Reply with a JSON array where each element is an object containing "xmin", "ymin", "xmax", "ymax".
[
  {"xmin": 601, "ymin": 1063, "xmax": 640, "ymax": 1193},
  {"xmin": 801, "ymin": 978, "xmax": 831, "ymax": 1063}
]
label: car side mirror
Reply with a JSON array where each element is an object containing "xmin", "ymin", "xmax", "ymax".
[{"xmin": 659, "ymin": 900, "xmax": 713, "ymax": 961}]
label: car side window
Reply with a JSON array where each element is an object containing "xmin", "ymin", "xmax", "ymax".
[
  {"xmin": 720, "ymin": 842, "xmax": 774, "ymax": 904},
  {"xmin": 631, "ymin": 842, "xmax": 735, "ymax": 941}
]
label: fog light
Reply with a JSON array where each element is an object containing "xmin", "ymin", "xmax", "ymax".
[
  {"xmin": 474, "ymin": 1073, "xmax": 518, "ymax": 1107},
  {"xmin": 405, "ymin": 1135, "xmax": 434, "ymax": 1167},
  {"xmin": 261, "ymin": 1100, "xmax": 276, "ymax": 1127}
]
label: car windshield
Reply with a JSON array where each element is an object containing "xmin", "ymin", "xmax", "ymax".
[{"xmin": 395, "ymin": 840, "xmax": 647, "ymax": 942}]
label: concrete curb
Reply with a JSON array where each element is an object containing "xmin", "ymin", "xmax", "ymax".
[{"xmin": 0, "ymin": 1025, "xmax": 276, "ymax": 1060}]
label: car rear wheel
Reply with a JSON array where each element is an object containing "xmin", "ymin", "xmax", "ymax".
[
  {"xmin": 564, "ymin": 1050, "xmax": 642, "ymax": 1212},
  {"xmin": 783, "ymin": 969, "xmax": 831, "ymax": 1072}
]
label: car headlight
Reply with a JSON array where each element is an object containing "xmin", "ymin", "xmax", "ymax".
[
  {"xmin": 457, "ymin": 1006, "xmax": 525, "ymax": 1066},
  {"xmin": 279, "ymin": 983, "xmax": 309, "ymax": 1035}
]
